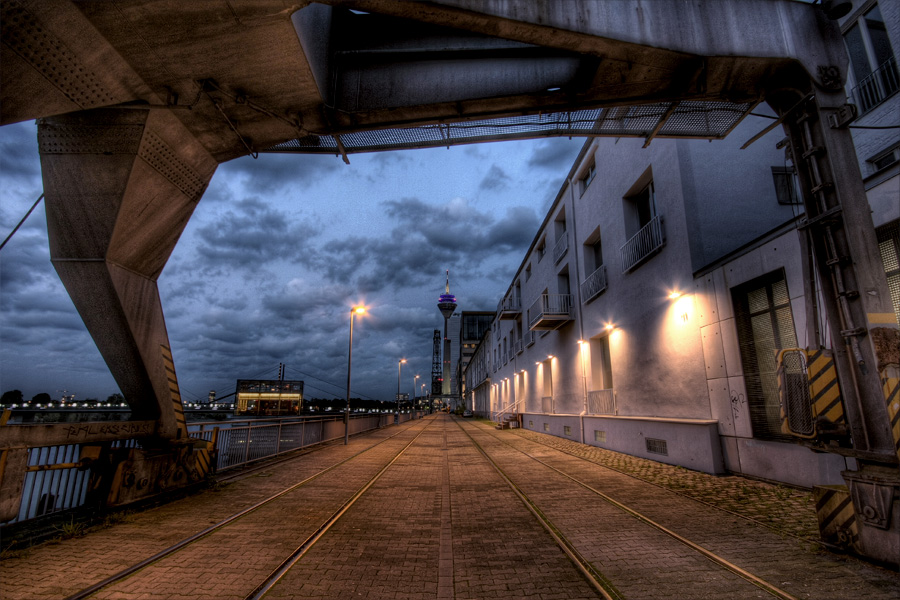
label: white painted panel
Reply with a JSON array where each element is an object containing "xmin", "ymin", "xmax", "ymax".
[
  {"xmin": 707, "ymin": 377, "xmax": 734, "ymax": 436},
  {"xmin": 720, "ymin": 317, "xmax": 743, "ymax": 377},
  {"xmin": 700, "ymin": 323, "xmax": 727, "ymax": 380},
  {"xmin": 712, "ymin": 267, "xmax": 733, "ymax": 321},
  {"xmin": 727, "ymin": 376, "xmax": 753, "ymax": 438},
  {"xmin": 694, "ymin": 274, "xmax": 717, "ymax": 328}
]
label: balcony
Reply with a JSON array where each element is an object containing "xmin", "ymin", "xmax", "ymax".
[
  {"xmin": 620, "ymin": 215, "xmax": 664, "ymax": 273},
  {"xmin": 850, "ymin": 56, "xmax": 899, "ymax": 115},
  {"xmin": 497, "ymin": 295, "xmax": 521, "ymax": 319},
  {"xmin": 580, "ymin": 264, "xmax": 608, "ymax": 303},
  {"xmin": 528, "ymin": 294, "xmax": 574, "ymax": 330},
  {"xmin": 587, "ymin": 389, "xmax": 616, "ymax": 415},
  {"xmin": 553, "ymin": 235, "xmax": 568, "ymax": 264}
]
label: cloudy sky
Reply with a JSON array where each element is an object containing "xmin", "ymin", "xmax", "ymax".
[{"xmin": 0, "ymin": 119, "xmax": 584, "ymax": 403}]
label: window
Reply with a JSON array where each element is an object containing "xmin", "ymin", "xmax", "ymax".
[
  {"xmin": 876, "ymin": 220, "xmax": 900, "ymax": 325},
  {"xmin": 537, "ymin": 237, "xmax": 547, "ymax": 261},
  {"xmin": 771, "ymin": 167, "xmax": 802, "ymax": 205},
  {"xmin": 590, "ymin": 335, "xmax": 613, "ymax": 391},
  {"xmin": 583, "ymin": 227, "xmax": 604, "ymax": 273},
  {"xmin": 732, "ymin": 270, "xmax": 798, "ymax": 440},
  {"xmin": 525, "ymin": 263, "xmax": 532, "ymax": 281},
  {"xmin": 844, "ymin": 4, "xmax": 898, "ymax": 113},
  {"xmin": 579, "ymin": 160, "xmax": 596, "ymax": 195},
  {"xmin": 868, "ymin": 144, "xmax": 900, "ymax": 174},
  {"xmin": 621, "ymin": 173, "xmax": 664, "ymax": 272},
  {"xmin": 628, "ymin": 181, "xmax": 656, "ymax": 234}
]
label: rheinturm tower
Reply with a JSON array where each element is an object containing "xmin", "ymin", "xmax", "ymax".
[{"xmin": 437, "ymin": 270, "xmax": 458, "ymax": 398}]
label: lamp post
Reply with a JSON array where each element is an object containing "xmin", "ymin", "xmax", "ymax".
[
  {"xmin": 413, "ymin": 374, "xmax": 420, "ymax": 413},
  {"xmin": 397, "ymin": 359, "xmax": 407, "ymax": 424},
  {"xmin": 345, "ymin": 306, "xmax": 366, "ymax": 445}
]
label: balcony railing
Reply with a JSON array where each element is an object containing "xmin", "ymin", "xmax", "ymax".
[
  {"xmin": 620, "ymin": 215, "xmax": 664, "ymax": 273},
  {"xmin": 497, "ymin": 295, "xmax": 522, "ymax": 319},
  {"xmin": 553, "ymin": 234, "xmax": 569, "ymax": 264},
  {"xmin": 587, "ymin": 389, "xmax": 616, "ymax": 415},
  {"xmin": 851, "ymin": 56, "xmax": 899, "ymax": 115},
  {"xmin": 580, "ymin": 264, "xmax": 608, "ymax": 303},
  {"xmin": 528, "ymin": 294, "xmax": 574, "ymax": 330},
  {"xmin": 515, "ymin": 339, "xmax": 523, "ymax": 354}
]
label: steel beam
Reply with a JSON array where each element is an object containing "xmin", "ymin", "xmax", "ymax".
[{"xmin": 38, "ymin": 108, "xmax": 217, "ymax": 440}]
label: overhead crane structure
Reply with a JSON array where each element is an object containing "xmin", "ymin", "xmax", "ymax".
[{"xmin": 0, "ymin": 0, "xmax": 897, "ymax": 564}]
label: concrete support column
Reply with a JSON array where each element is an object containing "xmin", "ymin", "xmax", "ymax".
[{"xmin": 38, "ymin": 108, "xmax": 217, "ymax": 440}]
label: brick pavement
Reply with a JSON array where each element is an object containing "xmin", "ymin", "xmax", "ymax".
[
  {"xmin": 461, "ymin": 420, "xmax": 900, "ymax": 599},
  {"xmin": 1, "ymin": 414, "xmax": 897, "ymax": 600}
]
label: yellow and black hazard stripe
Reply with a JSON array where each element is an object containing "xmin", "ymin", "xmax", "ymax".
[
  {"xmin": 192, "ymin": 440, "xmax": 214, "ymax": 479},
  {"xmin": 806, "ymin": 349, "xmax": 845, "ymax": 425},
  {"xmin": 813, "ymin": 485, "xmax": 859, "ymax": 550},
  {"xmin": 160, "ymin": 344, "xmax": 187, "ymax": 438},
  {"xmin": 883, "ymin": 372, "xmax": 899, "ymax": 462}
]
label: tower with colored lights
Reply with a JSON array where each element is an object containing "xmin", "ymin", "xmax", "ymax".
[{"xmin": 437, "ymin": 270, "xmax": 458, "ymax": 399}]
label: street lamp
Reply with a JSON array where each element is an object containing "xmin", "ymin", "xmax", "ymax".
[
  {"xmin": 413, "ymin": 374, "xmax": 420, "ymax": 412},
  {"xmin": 397, "ymin": 359, "xmax": 407, "ymax": 424},
  {"xmin": 345, "ymin": 306, "xmax": 366, "ymax": 444}
]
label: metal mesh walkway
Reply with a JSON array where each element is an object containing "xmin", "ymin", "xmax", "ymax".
[{"xmin": 263, "ymin": 101, "xmax": 754, "ymax": 155}]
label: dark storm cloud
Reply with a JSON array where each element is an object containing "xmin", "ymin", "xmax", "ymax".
[
  {"xmin": 527, "ymin": 138, "xmax": 587, "ymax": 170},
  {"xmin": 478, "ymin": 164, "xmax": 512, "ymax": 191},
  {"xmin": 0, "ymin": 121, "xmax": 41, "ymax": 184},
  {"xmin": 216, "ymin": 152, "xmax": 343, "ymax": 192},
  {"xmin": 0, "ymin": 231, "xmax": 51, "ymax": 289},
  {"xmin": 309, "ymin": 197, "xmax": 540, "ymax": 294},
  {"xmin": 194, "ymin": 197, "xmax": 319, "ymax": 269}
]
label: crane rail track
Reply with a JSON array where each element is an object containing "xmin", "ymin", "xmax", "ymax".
[
  {"xmin": 456, "ymin": 419, "xmax": 800, "ymax": 600},
  {"xmin": 63, "ymin": 419, "xmax": 433, "ymax": 600}
]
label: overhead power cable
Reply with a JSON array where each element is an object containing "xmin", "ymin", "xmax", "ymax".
[{"xmin": 0, "ymin": 193, "xmax": 44, "ymax": 252}]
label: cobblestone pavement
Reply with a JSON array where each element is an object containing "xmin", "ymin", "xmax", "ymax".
[
  {"xmin": 459, "ymin": 420, "xmax": 900, "ymax": 599},
  {"xmin": 1, "ymin": 414, "xmax": 897, "ymax": 600},
  {"xmin": 507, "ymin": 425, "xmax": 819, "ymax": 540}
]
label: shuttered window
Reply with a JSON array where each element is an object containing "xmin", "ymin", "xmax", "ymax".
[
  {"xmin": 876, "ymin": 220, "xmax": 900, "ymax": 326},
  {"xmin": 732, "ymin": 270, "xmax": 798, "ymax": 440}
]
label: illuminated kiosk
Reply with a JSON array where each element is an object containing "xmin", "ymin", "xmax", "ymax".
[{"xmin": 234, "ymin": 379, "xmax": 304, "ymax": 416}]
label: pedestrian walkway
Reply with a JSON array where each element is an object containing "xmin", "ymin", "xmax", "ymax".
[{"xmin": 1, "ymin": 415, "xmax": 897, "ymax": 600}]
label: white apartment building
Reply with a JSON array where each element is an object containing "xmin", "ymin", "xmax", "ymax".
[{"xmin": 464, "ymin": 0, "xmax": 899, "ymax": 488}]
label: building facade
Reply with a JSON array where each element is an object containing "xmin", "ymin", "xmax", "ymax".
[{"xmin": 464, "ymin": 32, "xmax": 899, "ymax": 487}]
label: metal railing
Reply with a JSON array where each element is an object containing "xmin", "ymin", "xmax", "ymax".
[
  {"xmin": 541, "ymin": 396, "xmax": 554, "ymax": 413},
  {"xmin": 553, "ymin": 234, "xmax": 568, "ymax": 264},
  {"xmin": 1, "ymin": 414, "xmax": 398, "ymax": 526},
  {"xmin": 851, "ymin": 56, "xmax": 899, "ymax": 115},
  {"xmin": 528, "ymin": 294, "xmax": 574, "ymax": 329},
  {"xmin": 580, "ymin": 264, "xmax": 608, "ymax": 303},
  {"xmin": 620, "ymin": 215, "xmax": 664, "ymax": 272},
  {"xmin": 495, "ymin": 396, "xmax": 527, "ymax": 424},
  {"xmin": 497, "ymin": 295, "xmax": 521, "ymax": 314},
  {"xmin": 4, "ymin": 438, "xmax": 142, "ymax": 525},
  {"xmin": 587, "ymin": 389, "xmax": 617, "ymax": 415},
  {"xmin": 190, "ymin": 414, "xmax": 390, "ymax": 472}
]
